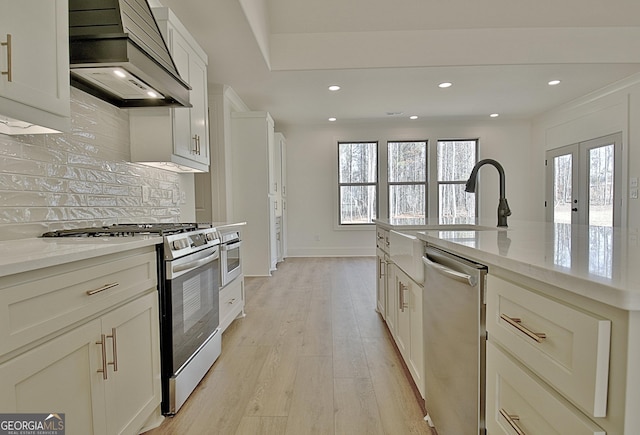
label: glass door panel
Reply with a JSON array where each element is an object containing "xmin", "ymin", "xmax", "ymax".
[{"xmin": 587, "ymin": 144, "xmax": 615, "ymax": 226}]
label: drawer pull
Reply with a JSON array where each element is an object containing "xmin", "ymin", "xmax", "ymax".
[
  {"xmin": 499, "ymin": 408, "xmax": 526, "ymax": 435},
  {"xmin": 96, "ymin": 334, "xmax": 108, "ymax": 380},
  {"xmin": 501, "ymin": 314, "xmax": 546, "ymax": 343},
  {"xmin": 86, "ymin": 282, "xmax": 119, "ymax": 296}
]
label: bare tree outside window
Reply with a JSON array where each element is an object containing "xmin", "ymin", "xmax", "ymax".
[
  {"xmin": 338, "ymin": 142, "xmax": 377, "ymax": 224},
  {"xmin": 388, "ymin": 141, "xmax": 427, "ymax": 222},
  {"xmin": 437, "ymin": 140, "xmax": 477, "ymax": 224}
]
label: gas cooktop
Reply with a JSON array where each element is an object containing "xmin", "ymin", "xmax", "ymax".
[{"xmin": 41, "ymin": 223, "xmax": 211, "ymax": 238}]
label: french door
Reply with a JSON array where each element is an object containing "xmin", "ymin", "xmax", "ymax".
[{"xmin": 546, "ymin": 133, "xmax": 622, "ymax": 227}]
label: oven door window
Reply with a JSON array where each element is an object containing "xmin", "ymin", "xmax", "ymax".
[
  {"xmin": 226, "ymin": 246, "xmax": 241, "ymax": 274},
  {"xmin": 170, "ymin": 261, "xmax": 219, "ymax": 372}
]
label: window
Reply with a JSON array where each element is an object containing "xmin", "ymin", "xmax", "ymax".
[
  {"xmin": 388, "ymin": 141, "xmax": 427, "ymax": 221},
  {"xmin": 338, "ymin": 142, "xmax": 378, "ymax": 225},
  {"xmin": 437, "ymin": 140, "xmax": 478, "ymax": 224}
]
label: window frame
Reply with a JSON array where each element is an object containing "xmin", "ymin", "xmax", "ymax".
[
  {"xmin": 387, "ymin": 140, "xmax": 428, "ymax": 220},
  {"xmin": 435, "ymin": 139, "xmax": 479, "ymax": 224},
  {"xmin": 337, "ymin": 141, "xmax": 379, "ymax": 226}
]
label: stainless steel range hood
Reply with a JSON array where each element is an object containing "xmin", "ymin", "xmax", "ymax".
[{"xmin": 69, "ymin": 0, "xmax": 191, "ymax": 108}]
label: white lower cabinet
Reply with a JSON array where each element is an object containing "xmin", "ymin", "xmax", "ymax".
[
  {"xmin": 376, "ymin": 247, "xmax": 388, "ymax": 318},
  {"xmin": 0, "ymin": 292, "xmax": 160, "ymax": 435},
  {"xmin": 486, "ymin": 271, "xmax": 640, "ymax": 435},
  {"xmin": 219, "ymin": 277, "xmax": 245, "ymax": 333},
  {"xmin": 486, "ymin": 340, "xmax": 606, "ymax": 435},
  {"xmin": 391, "ymin": 265, "xmax": 424, "ymax": 398},
  {"xmin": 0, "ymin": 246, "xmax": 161, "ymax": 435}
]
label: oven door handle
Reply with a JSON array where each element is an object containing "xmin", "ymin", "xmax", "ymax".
[
  {"xmin": 222, "ymin": 240, "xmax": 242, "ymax": 251},
  {"xmin": 172, "ymin": 252, "xmax": 219, "ymax": 274}
]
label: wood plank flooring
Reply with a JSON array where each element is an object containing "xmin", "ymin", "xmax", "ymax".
[{"xmin": 143, "ymin": 257, "xmax": 434, "ymax": 435}]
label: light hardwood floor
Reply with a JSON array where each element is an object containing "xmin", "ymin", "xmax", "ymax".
[{"xmin": 144, "ymin": 257, "xmax": 434, "ymax": 435}]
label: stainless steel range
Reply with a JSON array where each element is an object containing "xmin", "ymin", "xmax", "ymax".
[{"xmin": 42, "ymin": 223, "xmax": 222, "ymax": 415}]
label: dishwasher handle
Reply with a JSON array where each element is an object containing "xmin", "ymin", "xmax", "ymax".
[{"xmin": 422, "ymin": 255, "xmax": 477, "ymax": 287}]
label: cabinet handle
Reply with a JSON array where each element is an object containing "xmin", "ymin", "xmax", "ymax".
[
  {"xmin": 107, "ymin": 328, "xmax": 118, "ymax": 372},
  {"xmin": 499, "ymin": 408, "xmax": 526, "ymax": 435},
  {"xmin": 1, "ymin": 34, "xmax": 12, "ymax": 82},
  {"xmin": 96, "ymin": 334, "xmax": 108, "ymax": 380},
  {"xmin": 227, "ymin": 298, "xmax": 236, "ymax": 305},
  {"xmin": 192, "ymin": 135, "xmax": 198, "ymax": 154},
  {"xmin": 378, "ymin": 258, "xmax": 385, "ymax": 279},
  {"xmin": 399, "ymin": 282, "xmax": 408, "ymax": 312},
  {"xmin": 86, "ymin": 282, "xmax": 119, "ymax": 296},
  {"xmin": 500, "ymin": 314, "xmax": 547, "ymax": 343}
]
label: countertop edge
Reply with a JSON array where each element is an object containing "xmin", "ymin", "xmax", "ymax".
[
  {"xmin": 0, "ymin": 237, "xmax": 162, "ymax": 278},
  {"xmin": 419, "ymin": 232, "xmax": 640, "ymax": 311}
]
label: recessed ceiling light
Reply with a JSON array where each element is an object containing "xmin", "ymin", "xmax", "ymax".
[
  {"xmin": 438, "ymin": 82, "xmax": 452, "ymax": 88},
  {"xmin": 548, "ymin": 80, "xmax": 561, "ymax": 86},
  {"xmin": 409, "ymin": 115, "xmax": 418, "ymax": 120},
  {"xmin": 328, "ymin": 117, "xmax": 337, "ymax": 122},
  {"xmin": 328, "ymin": 85, "xmax": 341, "ymax": 91},
  {"xmin": 490, "ymin": 113, "xmax": 499, "ymax": 118},
  {"xmin": 114, "ymin": 69, "xmax": 127, "ymax": 78}
]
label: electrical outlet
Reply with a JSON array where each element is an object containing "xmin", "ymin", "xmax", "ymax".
[
  {"xmin": 631, "ymin": 177, "xmax": 639, "ymax": 188},
  {"xmin": 631, "ymin": 188, "xmax": 639, "ymax": 199}
]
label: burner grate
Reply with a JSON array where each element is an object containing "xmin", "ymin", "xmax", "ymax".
[{"xmin": 41, "ymin": 223, "xmax": 204, "ymax": 238}]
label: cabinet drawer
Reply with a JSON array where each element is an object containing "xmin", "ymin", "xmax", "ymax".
[
  {"xmin": 486, "ymin": 341, "xmax": 605, "ymax": 435},
  {"xmin": 0, "ymin": 248, "xmax": 157, "ymax": 357},
  {"xmin": 219, "ymin": 277, "xmax": 243, "ymax": 332},
  {"xmin": 487, "ymin": 275, "xmax": 611, "ymax": 417}
]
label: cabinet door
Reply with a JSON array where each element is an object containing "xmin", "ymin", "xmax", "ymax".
[
  {"xmin": 102, "ymin": 293, "xmax": 161, "ymax": 435},
  {"xmin": 408, "ymin": 276, "xmax": 424, "ymax": 397},
  {"xmin": 188, "ymin": 53, "xmax": 209, "ymax": 165},
  {"xmin": 395, "ymin": 268, "xmax": 411, "ymax": 359},
  {"xmin": 166, "ymin": 24, "xmax": 209, "ymax": 167},
  {"xmin": 385, "ymin": 264, "xmax": 397, "ymax": 337},
  {"xmin": 0, "ymin": 0, "xmax": 69, "ymax": 117},
  {"xmin": 0, "ymin": 319, "xmax": 107, "ymax": 435},
  {"xmin": 376, "ymin": 250, "xmax": 387, "ymax": 318},
  {"xmin": 168, "ymin": 25, "xmax": 195, "ymax": 160}
]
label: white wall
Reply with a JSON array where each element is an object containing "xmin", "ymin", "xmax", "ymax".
[
  {"xmin": 531, "ymin": 73, "xmax": 640, "ymax": 230},
  {"xmin": 284, "ymin": 118, "xmax": 534, "ymax": 257}
]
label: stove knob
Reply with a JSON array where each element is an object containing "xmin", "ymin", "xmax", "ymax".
[{"xmin": 172, "ymin": 240, "xmax": 182, "ymax": 250}]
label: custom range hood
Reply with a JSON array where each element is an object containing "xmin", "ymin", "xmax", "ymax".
[{"xmin": 69, "ymin": 0, "xmax": 191, "ymax": 108}]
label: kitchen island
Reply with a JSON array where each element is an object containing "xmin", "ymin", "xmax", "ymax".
[{"xmin": 416, "ymin": 221, "xmax": 640, "ymax": 435}]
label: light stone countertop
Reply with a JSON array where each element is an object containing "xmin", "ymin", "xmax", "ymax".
[
  {"xmin": 0, "ymin": 222, "xmax": 248, "ymax": 278},
  {"xmin": 414, "ymin": 220, "xmax": 640, "ymax": 311},
  {"xmin": 0, "ymin": 236, "xmax": 163, "ymax": 278}
]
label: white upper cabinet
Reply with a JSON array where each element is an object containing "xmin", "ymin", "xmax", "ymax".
[
  {"xmin": 0, "ymin": 0, "xmax": 70, "ymax": 135},
  {"xmin": 129, "ymin": 7, "xmax": 209, "ymax": 173}
]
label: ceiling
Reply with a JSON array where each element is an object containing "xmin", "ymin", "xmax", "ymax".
[{"xmin": 155, "ymin": 0, "xmax": 640, "ymax": 130}]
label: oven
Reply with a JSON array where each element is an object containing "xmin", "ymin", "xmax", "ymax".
[
  {"xmin": 219, "ymin": 230, "xmax": 242, "ymax": 287},
  {"xmin": 161, "ymin": 228, "xmax": 221, "ymax": 415}
]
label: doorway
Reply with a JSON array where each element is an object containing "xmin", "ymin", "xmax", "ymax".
[{"xmin": 546, "ymin": 132, "xmax": 622, "ymax": 227}]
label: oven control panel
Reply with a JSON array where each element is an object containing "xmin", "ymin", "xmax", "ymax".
[{"xmin": 164, "ymin": 228, "xmax": 220, "ymax": 260}]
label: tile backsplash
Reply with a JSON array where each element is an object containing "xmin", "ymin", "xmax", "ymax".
[{"xmin": 0, "ymin": 89, "xmax": 183, "ymax": 240}]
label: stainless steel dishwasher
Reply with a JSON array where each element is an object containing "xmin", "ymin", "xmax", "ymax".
[{"xmin": 422, "ymin": 245, "xmax": 487, "ymax": 435}]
